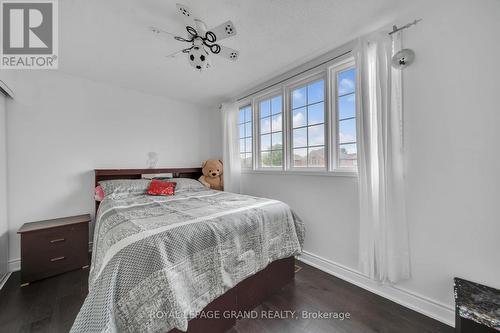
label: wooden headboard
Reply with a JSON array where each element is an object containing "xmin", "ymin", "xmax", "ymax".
[{"xmin": 94, "ymin": 168, "xmax": 203, "ymax": 214}]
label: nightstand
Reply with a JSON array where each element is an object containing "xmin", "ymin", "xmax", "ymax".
[{"xmin": 17, "ymin": 214, "xmax": 90, "ymax": 286}]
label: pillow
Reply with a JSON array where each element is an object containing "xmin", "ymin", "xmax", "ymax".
[
  {"xmin": 173, "ymin": 178, "xmax": 205, "ymax": 191},
  {"xmin": 95, "ymin": 185, "xmax": 105, "ymax": 201},
  {"xmin": 147, "ymin": 179, "xmax": 176, "ymax": 196},
  {"xmin": 98, "ymin": 179, "xmax": 151, "ymax": 198}
]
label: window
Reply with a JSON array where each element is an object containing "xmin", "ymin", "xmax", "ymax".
[
  {"xmin": 237, "ymin": 56, "xmax": 358, "ymax": 175},
  {"xmin": 291, "ymin": 79, "xmax": 325, "ymax": 168},
  {"xmin": 238, "ymin": 105, "xmax": 253, "ymax": 168},
  {"xmin": 335, "ymin": 66, "xmax": 357, "ymax": 168},
  {"xmin": 258, "ymin": 95, "xmax": 283, "ymax": 168}
]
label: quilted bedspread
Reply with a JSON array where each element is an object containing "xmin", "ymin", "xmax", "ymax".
[{"xmin": 70, "ymin": 189, "xmax": 304, "ymax": 333}]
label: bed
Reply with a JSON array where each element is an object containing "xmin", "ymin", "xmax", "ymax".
[{"xmin": 70, "ymin": 168, "xmax": 304, "ymax": 333}]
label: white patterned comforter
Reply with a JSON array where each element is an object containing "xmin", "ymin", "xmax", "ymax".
[{"xmin": 70, "ymin": 189, "xmax": 304, "ymax": 333}]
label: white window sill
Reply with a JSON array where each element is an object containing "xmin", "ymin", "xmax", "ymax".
[{"xmin": 241, "ymin": 169, "xmax": 358, "ymax": 178}]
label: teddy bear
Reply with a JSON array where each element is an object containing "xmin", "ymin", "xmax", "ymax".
[{"xmin": 199, "ymin": 159, "xmax": 224, "ymax": 191}]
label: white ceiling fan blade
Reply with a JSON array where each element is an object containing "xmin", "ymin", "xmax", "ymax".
[
  {"xmin": 216, "ymin": 46, "xmax": 239, "ymax": 61},
  {"xmin": 150, "ymin": 26, "xmax": 177, "ymax": 38},
  {"xmin": 175, "ymin": 3, "xmax": 197, "ymax": 28},
  {"xmin": 208, "ymin": 21, "xmax": 237, "ymax": 42},
  {"xmin": 165, "ymin": 49, "xmax": 184, "ymax": 58}
]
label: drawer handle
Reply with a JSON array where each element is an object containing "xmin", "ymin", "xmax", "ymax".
[
  {"xmin": 50, "ymin": 256, "xmax": 66, "ymax": 262},
  {"xmin": 50, "ymin": 238, "xmax": 66, "ymax": 243}
]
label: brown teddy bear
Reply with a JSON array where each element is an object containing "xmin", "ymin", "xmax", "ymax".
[{"xmin": 199, "ymin": 159, "xmax": 224, "ymax": 191}]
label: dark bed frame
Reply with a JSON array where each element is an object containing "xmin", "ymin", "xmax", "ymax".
[{"xmin": 94, "ymin": 168, "xmax": 296, "ymax": 333}]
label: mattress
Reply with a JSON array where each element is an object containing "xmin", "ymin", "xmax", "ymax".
[{"xmin": 70, "ymin": 188, "xmax": 304, "ymax": 333}]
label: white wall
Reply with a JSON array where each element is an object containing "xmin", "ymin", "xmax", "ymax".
[
  {"xmin": 241, "ymin": 173, "xmax": 359, "ymax": 269},
  {"xmin": 241, "ymin": 0, "xmax": 500, "ymax": 326},
  {"xmin": 0, "ymin": 92, "xmax": 7, "ymax": 279},
  {"xmin": 397, "ymin": 0, "xmax": 500, "ymax": 310},
  {"xmin": 1, "ymin": 70, "xmax": 221, "ymax": 267}
]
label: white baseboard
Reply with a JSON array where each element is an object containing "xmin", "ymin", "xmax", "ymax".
[
  {"xmin": 298, "ymin": 251, "xmax": 455, "ymax": 327},
  {"xmin": 7, "ymin": 258, "xmax": 20, "ymax": 272}
]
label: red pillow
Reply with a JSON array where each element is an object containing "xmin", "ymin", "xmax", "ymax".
[{"xmin": 147, "ymin": 179, "xmax": 177, "ymax": 196}]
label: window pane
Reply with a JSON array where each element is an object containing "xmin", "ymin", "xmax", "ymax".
[
  {"xmin": 261, "ymin": 151, "xmax": 271, "ymax": 167},
  {"xmin": 271, "ymin": 150, "xmax": 283, "ymax": 167},
  {"xmin": 338, "ymin": 94, "xmax": 355, "ymax": 120},
  {"xmin": 245, "ymin": 137, "xmax": 252, "ymax": 152},
  {"xmin": 271, "ymin": 131, "xmax": 282, "ymax": 147},
  {"xmin": 293, "ymin": 148, "xmax": 307, "ymax": 167},
  {"xmin": 239, "ymin": 111, "xmax": 245, "ymax": 124},
  {"xmin": 245, "ymin": 107, "xmax": 252, "ymax": 122},
  {"xmin": 339, "ymin": 143, "xmax": 357, "ymax": 158},
  {"xmin": 271, "ymin": 96, "xmax": 281, "ymax": 115},
  {"xmin": 339, "ymin": 143, "xmax": 357, "ymax": 167},
  {"xmin": 308, "ymin": 146, "xmax": 325, "ymax": 167},
  {"xmin": 307, "ymin": 80, "xmax": 324, "ymax": 104},
  {"xmin": 339, "ymin": 118, "xmax": 356, "ymax": 144},
  {"xmin": 260, "ymin": 100, "xmax": 271, "ymax": 118},
  {"xmin": 240, "ymin": 153, "xmax": 246, "ymax": 167},
  {"xmin": 293, "ymin": 127, "xmax": 307, "ymax": 148},
  {"xmin": 292, "ymin": 107, "xmax": 306, "ymax": 128},
  {"xmin": 260, "ymin": 134, "xmax": 271, "ymax": 151},
  {"xmin": 308, "ymin": 124, "xmax": 324, "ymax": 146},
  {"xmin": 239, "ymin": 124, "xmax": 245, "ymax": 138},
  {"xmin": 338, "ymin": 68, "xmax": 355, "ymax": 95},
  {"xmin": 292, "ymin": 87, "xmax": 306, "ymax": 109},
  {"xmin": 240, "ymin": 139, "xmax": 245, "ymax": 153},
  {"xmin": 307, "ymin": 102, "xmax": 324, "ymax": 125},
  {"xmin": 244, "ymin": 153, "xmax": 252, "ymax": 168},
  {"xmin": 339, "ymin": 159, "xmax": 357, "ymax": 168},
  {"xmin": 271, "ymin": 114, "xmax": 282, "ymax": 132},
  {"xmin": 260, "ymin": 117, "xmax": 271, "ymax": 134},
  {"xmin": 245, "ymin": 122, "xmax": 252, "ymax": 138}
]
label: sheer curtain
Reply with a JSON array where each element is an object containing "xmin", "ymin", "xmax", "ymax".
[
  {"xmin": 355, "ymin": 31, "xmax": 410, "ymax": 283},
  {"xmin": 221, "ymin": 102, "xmax": 241, "ymax": 193}
]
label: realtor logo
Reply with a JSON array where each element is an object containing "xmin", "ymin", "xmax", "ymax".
[{"xmin": 1, "ymin": 0, "xmax": 58, "ymax": 69}]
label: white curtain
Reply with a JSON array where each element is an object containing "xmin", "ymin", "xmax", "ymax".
[
  {"xmin": 355, "ymin": 31, "xmax": 410, "ymax": 283},
  {"xmin": 221, "ymin": 102, "xmax": 241, "ymax": 193}
]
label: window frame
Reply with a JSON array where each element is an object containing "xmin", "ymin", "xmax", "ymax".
[
  {"xmin": 285, "ymin": 71, "xmax": 328, "ymax": 171},
  {"xmin": 255, "ymin": 89, "xmax": 285, "ymax": 170},
  {"xmin": 238, "ymin": 55, "xmax": 358, "ymax": 177},
  {"xmin": 238, "ymin": 104, "xmax": 253, "ymax": 169},
  {"xmin": 329, "ymin": 58, "xmax": 358, "ymax": 173}
]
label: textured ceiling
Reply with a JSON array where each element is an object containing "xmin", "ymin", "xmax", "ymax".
[{"xmin": 59, "ymin": 0, "xmax": 417, "ymax": 106}]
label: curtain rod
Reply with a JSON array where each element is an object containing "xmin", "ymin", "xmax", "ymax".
[
  {"xmin": 237, "ymin": 49, "xmax": 352, "ymax": 102},
  {"xmin": 388, "ymin": 18, "xmax": 422, "ymax": 36}
]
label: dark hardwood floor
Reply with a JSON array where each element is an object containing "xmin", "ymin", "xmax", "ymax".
[{"xmin": 0, "ymin": 261, "xmax": 453, "ymax": 333}]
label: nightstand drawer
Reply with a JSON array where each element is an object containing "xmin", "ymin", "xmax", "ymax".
[
  {"xmin": 21, "ymin": 249, "xmax": 88, "ymax": 283},
  {"xmin": 18, "ymin": 214, "xmax": 90, "ymax": 284},
  {"xmin": 21, "ymin": 224, "xmax": 87, "ymax": 256}
]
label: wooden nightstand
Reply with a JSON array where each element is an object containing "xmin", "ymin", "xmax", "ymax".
[{"xmin": 17, "ymin": 214, "xmax": 90, "ymax": 286}]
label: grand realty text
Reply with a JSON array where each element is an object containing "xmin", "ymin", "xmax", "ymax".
[{"xmin": 151, "ymin": 310, "xmax": 351, "ymax": 320}]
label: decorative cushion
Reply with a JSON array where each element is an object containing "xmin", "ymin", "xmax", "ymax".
[
  {"xmin": 95, "ymin": 185, "xmax": 105, "ymax": 201},
  {"xmin": 98, "ymin": 179, "xmax": 151, "ymax": 198},
  {"xmin": 147, "ymin": 179, "xmax": 176, "ymax": 196},
  {"xmin": 173, "ymin": 178, "xmax": 205, "ymax": 192}
]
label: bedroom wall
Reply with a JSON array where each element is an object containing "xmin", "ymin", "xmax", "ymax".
[
  {"xmin": 0, "ymin": 92, "xmax": 8, "ymax": 280},
  {"xmin": 240, "ymin": 0, "xmax": 500, "ymax": 326},
  {"xmin": 0, "ymin": 70, "xmax": 221, "ymax": 269}
]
